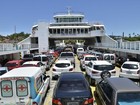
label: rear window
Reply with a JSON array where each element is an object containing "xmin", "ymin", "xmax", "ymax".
[
  {"xmin": 85, "ymin": 57, "xmax": 97, "ymax": 61},
  {"xmin": 122, "ymin": 64, "xmax": 138, "ymax": 69},
  {"xmin": 16, "ymin": 80, "xmax": 28, "ymax": 97},
  {"xmin": 58, "ymin": 80, "xmax": 87, "ymax": 91},
  {"xmin": 55, "ymin": 63, "xmax": 70, "ymax": 67},
  {"xmin": 104, "ymin": 55, "xmax": 115, "ymax": 60},
  {"xmin": 94, "ymin": 65, "xmax": 115, "ymax": 71},
  {"xmin": 33, "ymin": 57, "xmax": 41, "ymax": 61},
  {"xmin": 42, "ymin": 57, "xmax": 48, "ymax": 61},
  {"xmin": 117, "ymin": 92, "xmax": 140, "ymax": 104},
  {"xmin": 1, "ymin": 80, "xmax": 13, "ymax": 97},
  {"xmin": 61, "ymin": 53, "xmax": 74, "ymax": 57},
  {"xmin": 23, "ymin": 54, "xmax": 33, "ymax": 58},
  {"xmin": 5, "ymin": 63, "xmax": 17, "ymax": 67},
  {"xmin": 0, "ymin": 70, "xmax": 7, "ymax": 75}
]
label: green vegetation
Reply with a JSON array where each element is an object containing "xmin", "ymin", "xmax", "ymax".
[{"xmin": 0, "ymin": 32, "xmax": 30, "ymax": 43}]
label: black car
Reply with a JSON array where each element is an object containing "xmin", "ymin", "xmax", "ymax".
[
  {"xmin": 52, "ymin": 72, "xmax": 94, "ymax": 105},
  {"xmin": 94, "ymin": 71, "xmax": 140, "ymax": 105}
]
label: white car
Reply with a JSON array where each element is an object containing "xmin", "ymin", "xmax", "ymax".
[
  {"xmin": 85, "ymin": 60, "xmax": 116, "ymax": 85},
  {"xmin": 0, "ymin": 67, "xmax": 8, "ymax": 76},
  {"xmin": 52, "ymin": 60, "xmax": 74, "ymax": 80},
  {"xmin": 21, "ymin": 61, "xmax": 46, "ymax": 73},
  {"xmin": 119, "ymin": 61, "xmax": 140, "ymax": 79},
  {"xmin": 80, "ymin": 54, "xmax": 98, "ymax": 71}
]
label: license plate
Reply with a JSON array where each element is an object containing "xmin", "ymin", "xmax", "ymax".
[
  {"xmin": 67, "ymin": 102, "xmax": 79, "ymax": 105},
  {"xmin": 127, "ymin": 71, "xmax": 132, "ymax": 74}
]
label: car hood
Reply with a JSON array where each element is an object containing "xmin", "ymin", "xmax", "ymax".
[{"xmin": 118, "ymin": 101, "xmax": 140, "ymax": 105}]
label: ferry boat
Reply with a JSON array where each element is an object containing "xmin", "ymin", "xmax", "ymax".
[{"xmin": 30, "ymin": 9, "xmax": 117, "ymax": 53}]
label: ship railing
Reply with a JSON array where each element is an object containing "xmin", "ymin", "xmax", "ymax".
[
  {"xmin": 0, "ymin": 43, "xmax": 38, "ymax": 52},
  {"xmin": 95, "ymin": 41, "xmax": 140, "ymax": 52}
]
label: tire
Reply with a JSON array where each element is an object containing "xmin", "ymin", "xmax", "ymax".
[{"xmin": 100, "ymin": 70, "xmax": 111, "ymax": 80}]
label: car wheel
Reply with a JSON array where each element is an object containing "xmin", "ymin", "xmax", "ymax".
[{"xmin": 100, "ymin": 70, "xmax": 111, "ymax": 80}]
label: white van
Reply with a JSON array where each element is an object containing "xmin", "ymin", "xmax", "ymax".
[
  {"xmin": 0, "ymin": 67, "xmax": 50, "ymax": 105},
  {"xmin": 33, "ymin": 54, "xmax": 50, "ymax": 70},
  {"xmin": 77, "ymin": 47, "xmax": 84, "ymax": 54},
  {"xmin": 103, "ymin": 53, "xmax": 116, "ymax": 65}
]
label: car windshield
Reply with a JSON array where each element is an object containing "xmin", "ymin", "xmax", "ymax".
[
  {"xmin": 117, "ymin": 92, "xmax": 140, "ymax": 104},
  {"xmin": 58, "ymin": 80, "xmax": 87, "ymax": 91},
  {"xmin": 55, "ymin": 63, "xmax": 70, "ymax": 67},
  {"xmin": 85, "ymin": 57, "xmax": 97, "ymax": 61},
  {"xmin": 122, "ymin": 64, "xmax": 138, "ymax": 69},
  {"xmin": 94, "ymin": 65, "xmax": 115, "ymax": 71}
]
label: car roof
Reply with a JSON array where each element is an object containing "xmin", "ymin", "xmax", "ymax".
[
  {"xmin": 84, "ymin": 54, "xmax": 96, "ymax": 57},
  {"xmin": 123, "ymin": 61, "xmax": 140, "ymax": 65},
  {"xmin": 33, "ymin": 54, "xmax": 47, "ymax": 57},
  {"xmin": 56, "ymin": 60, "xmax": 71, "ymax": 63},
  {"xmin": 91, "ymin": 60, "xmax": 112, "ymax": 65},
  {"xmin": 106, "ymin": 78, "xmax": 140, "ymax": 93},
  {"xmin": 59, "ymin": 72, "xmax": 85, "ymax": 80},
  {"xmin": 0, "ymin": 67, "xmax": 42, "ymax": 78},
  {"xmin": 0, "ymin": 67, "xmax": 8, "ymax": 71},
  {"xmin": 7, "ymin": 60, "xmax": 23, "ymax": 63},
  {"xmin": 23, "ymin": 61, "xmax": 40, "ymax": 65}
]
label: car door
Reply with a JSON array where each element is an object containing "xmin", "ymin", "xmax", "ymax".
[
  {"xmin": 0, "ymin": 78, "xmax": 30, "ymax": 105},
  {"xmin": 99, "ymin": 82, "xmax": 113, "ymax": 105}
]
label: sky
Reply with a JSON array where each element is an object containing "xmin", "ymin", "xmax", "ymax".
[{"xmin": 0, "ymin": 0, "xmax": 140, "ymax": 36}]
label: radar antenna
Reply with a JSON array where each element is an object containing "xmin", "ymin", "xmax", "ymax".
[{"xmin": 67, "ymin": 6, "xmax": 71, "ymax": 15}]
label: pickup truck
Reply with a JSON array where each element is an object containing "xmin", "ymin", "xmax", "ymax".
[{"xmin": 58, "ymin": 52, "xmax": 75, "ymax": 67}]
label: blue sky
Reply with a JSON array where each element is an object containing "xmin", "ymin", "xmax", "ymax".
[{"xmin": 0, "ymin": 0, "xmax": 140, "ymax": 36}]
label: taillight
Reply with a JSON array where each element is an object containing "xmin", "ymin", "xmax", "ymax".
[
  {"xmin": 52, "ymin": 99, "xmax": 62, "ymax": 105},
  {"xmin": 84, "ymin": 98, "xmax": 94, "ymax": 105},
  {"xmin": 32, "ymin": 102, "xmax": 38, "ymax": 105},
  {"xmin": 69, "ymin": 68, "xmax": 73, "ymax": 71},
  {"xmin": 53, "ymin": 68, "xmax": 56, "ymax": 71},
  {"xmin": 92, "ymin": 71, "xmax": 98, "ymax": 74},
  {"xmin": 137, "ymin": 70, "xmax": 140, "ymax": 74}
]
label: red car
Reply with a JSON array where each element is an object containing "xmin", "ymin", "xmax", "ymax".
[{"xmin": 5, "ymin": 60, "xmax": 24, "ymax": 70}]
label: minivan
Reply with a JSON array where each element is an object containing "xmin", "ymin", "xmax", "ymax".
[
  {"xmin": 33, "ymin": 54, "xmax": 50, "ymax": 70},
  {"xmin": 0, "ymin": 67, "xmax": 50, "ymax": 105},
  {"xmin": 103, "ymin": 53, "xmax": 116, "ymax": 65}
]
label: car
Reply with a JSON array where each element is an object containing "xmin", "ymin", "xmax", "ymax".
[
  {"xmin": 0, "ymin": 67, "xmax": 8, "ymax": 76},
  {"xmin": 33, "ymin": 54, "xmax": 51, "ymax": 70},
  {"xmin": 52, "ymin": 59, "xmax": 74, "ymax": 80},
  {"xmin": 80, "ymin": 54, "xmax": 98, "ymax": 71},
  {"xmin": 119, "ymin": 61, "xmax": 140, "ymax": 80},
  {"xmin": 22, "ymin": 53, "xmax": 34, "ymax": 62},
  {"xmin": 4, "ymin": 60, "xmax": 24, "ymax": 70},
  {"xmin": 94, "ymin": 73, "xmax": 140, "ymax": 105},
  {"xmin": 85, "ymin": 60, "xmax": 116, "ymax": 85},
  {"xmin": 52, "ymin": 72, "xmax": 94, "ymax": 105},
  {"xmin": 21, "ymin": 61, "xmax": 46, "ymax": 73},
  {"xmin": 76, "ymin": 47, "xmax": 84, "ymax": 54},
  {"xmin": 59, "ymin": 52, "xmax": 75, "ymax": 67},
  {"xmin": 0, "ymin": 67, "xmax": 50, "ymax": 105},
  {"xmin": 102, "ymin": 53, "xmax": 116, "ymax": 65}
]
